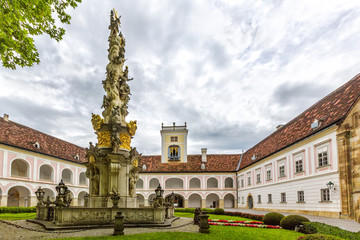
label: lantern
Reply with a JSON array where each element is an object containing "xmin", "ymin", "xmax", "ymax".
[
  {"xmin": 56, "ymin": 179, "xmax": 68, "ymax": 195},
  {"xmin": 155, "ymin": 184, "xmax": 164, "ymax": 198}
]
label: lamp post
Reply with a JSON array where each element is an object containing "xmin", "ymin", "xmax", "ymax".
[{"xmin": 35, "ymin": 187, "xmax": 45, "ymax": 206}]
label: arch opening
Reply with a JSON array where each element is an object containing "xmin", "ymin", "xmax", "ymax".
[
  {"xmin": 78, "ymin": 191, "xmax": 88, "ymax": 206},
  {"xmin": 206, "ymin": 193, "xmax": 219, "ymax": 208},
  {"xmin": 188, "ymin": 194, "xmax": 202, "ymax": 208},
  {"xmin": 224, "ymin": 177, "xmax": 234, "ymax": 188},
  {"xmin": 62, "ymin": 169, "xmax": 73, "ymax": 184},
  {"xmin": 207, "ymin": 178, "xmax": 218, "ymax": 188},
  {"xmin": 165, "ymin": 194, "xmax": 185, "ymax": 208},
  {"xmin": 224, "ymin": 193, "xmax": 235, "ymax": 208},
  {"xmin": 7, "ymin": 186, "xmax": 31, "ymax": 207},
  {"xmin": 79, "ymin": 172, "xmax": 87, "ymax": 185},
  {"xmin": 11, "ymin": 159, "xmax": 29, "ymax": 178},
  {"xmin": 136, "ymin": 179, "xmax": 144, "ymax": 189},
  {"xmin": 136, "ymin": 194, "xmax": 145, "ymax": 207},
  {"xmin": 189, "ymin": 178, "xmax": 201, "ymax": 189},
  {"xmin": 165, "ymin": 178, "xmax": 183, "ymax": 189},
  {"xmin": 149, "ymin": 178, "xmax": 160, "ymax": 189},
  {"xmin": 39, "ymin": 164, "xmax": 53, "ymax": 181}
]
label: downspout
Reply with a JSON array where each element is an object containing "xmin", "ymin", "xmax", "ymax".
[{"xmin": 236, "ymin": 150, "xmax": 244, "ymax": 208}]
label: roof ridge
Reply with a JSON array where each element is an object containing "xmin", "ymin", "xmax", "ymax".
[{"xmin": 244, "ymin": 73, "xmax": 360, "ymax": 153}]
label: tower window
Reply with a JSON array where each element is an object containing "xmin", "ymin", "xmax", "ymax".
[
  {"xmin": 170, "ymin": 136, "xmax": 178, "ymax": 142},
  {"xmin": 168, "ymin": 145, "xmax": 180, "ymax": 160}
]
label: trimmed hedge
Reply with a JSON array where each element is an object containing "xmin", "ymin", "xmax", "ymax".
[
  {"xmin": 173, "ymin": 208, "xmax": 264, "ymax": 221},
  {"xmin": 304, "ymin": 222, "xmax": 360, "ymax": 240},
  {"xmin": 0, "ymin": 207, "xmax": 36, "ymax": 213},
  {"xmin": 225, "ymin": 211, "xmax": 264, "ymax": 221},
  {"xmin": 214, "ymin": 208, "xmax": 225, "ymax": 215},
  {"xmin": 263, "ymin": 212, "xmax": 285, "ymax": 226},
  {"xmin": 280, "ymin": 215, "xmax": 310, "ymax": 230},
  {"xmin": 298, "ymin": 234, "xmax": 344, "ymax": 240}
]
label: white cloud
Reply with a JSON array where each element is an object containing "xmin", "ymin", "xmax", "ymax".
[{"xmin": 1, "ymin": 0, "xmax": 360, "ymax": 155}]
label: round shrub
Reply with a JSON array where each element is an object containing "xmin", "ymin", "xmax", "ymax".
[
  {"xmin": 298, "ymin": 234, "xmax": 343, "ymax": 240},
  {"xmin": 213, "ymin": 208, "xmax": 225, "ymax": 215},
  {"xmin": 299, "ymin": 222, "xmax": 318, "ymax": 234},
  {"xmin": 280, "ymin": 215, "xmax": 310, "ymax": 230},
  {"xmin": 263, "ymin": 212, "xmax": 285, "ymax": 226}
]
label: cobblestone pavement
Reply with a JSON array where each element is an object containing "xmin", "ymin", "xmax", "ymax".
[
  {"xmin": 0, "ymin": 218, "xmax": 197, "ymax": 240},
  {"xmin": 225, "ymin": 208, "xmax": 360, "ymax": 232}
]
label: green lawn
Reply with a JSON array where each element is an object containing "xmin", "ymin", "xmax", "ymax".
[
  {"xmin": 49, "ymin": 213, "xmax": 303, "ymax": 240},
  {"xmin": 52, "ymin": 227, "xmax": 303, "ymax": 240},
  {"xmin": 0, "ymin": 212, "xmax": 36, "ymax": 220},
  {"xmin": 174, "ymin": 212, "xmax": 256, "ymax": 221}
]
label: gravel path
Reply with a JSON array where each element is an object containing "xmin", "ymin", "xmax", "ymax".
[
  {"xmin": 225, "ymin": 208, "xmax": 360, "ymax": 232},
  {"xmin": 0, "ymin": 218, "xmax": 197, "ymax": 240}
]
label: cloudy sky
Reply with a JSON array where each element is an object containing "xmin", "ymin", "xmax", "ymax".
[{"xmin": 1, "ymin": 0, "xmax": 360, "ymax": 155}]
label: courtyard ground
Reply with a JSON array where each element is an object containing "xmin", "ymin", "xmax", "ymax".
[
  {"xmin": 0, "ymin": 213, "xmax": 302, "ymax": 240},
  {"xmin": 226, "ymin": 208, "xmax": 360, "ymax": 232}
]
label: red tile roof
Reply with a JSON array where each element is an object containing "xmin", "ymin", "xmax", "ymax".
[
  {"xmin": 139, "ymin": 154, "xmax": 241, "ymax": 173},
  {"xmin": 239, "ymin": 73, "xmax": 360, "ymax": 170},
  {"xmin": 0, "ymin": 117, "xmax": 87, "ymax": 163}
]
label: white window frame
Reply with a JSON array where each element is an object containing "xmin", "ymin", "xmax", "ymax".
[
  {"xmin": 266, "ymin": 167, "xmax": 272, "ymax": 181},
  {"xmin": 268, "ymin": 194, "xmax": 272, "ymax": 203},
  {"xmin": 321, "ymin": 188, "xmax": 330, "ymax": 202},
  {"xmin": 247, "ymin": 172, "xmax": 251, "ymax": 186},
  {"xmin": 297, "ymin": 191, "xmax": 305, "ymax": 202},
  {"xmin": 295, "ymin": 153, "xmax": 304, "ymax": 173},
  {"xmin": 317, "ymin": 145, "xmax": 329, "ymax": 167},
  {"xmin": 281, "ymin": 192, "xmax": 286, "ymax": 203},
  {"xmin": 258, "ymin": 195, "xmax": 261, "ymax": 203}
]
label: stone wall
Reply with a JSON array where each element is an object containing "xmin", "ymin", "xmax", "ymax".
[{"xmin": 337, "ymin": 99, "xmax": 360, "ymax": 222}]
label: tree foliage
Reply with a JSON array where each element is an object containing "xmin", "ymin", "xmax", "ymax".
[{"xmin": 0, "ymin": 0, "xmax": 81, "ymax": 69}]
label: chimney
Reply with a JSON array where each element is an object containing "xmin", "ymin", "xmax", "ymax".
[
  {"xmin": 3, "ymin": 114, "xmax": 9, "ymax": 121},
  {"xmin": 201, "ymin": 148, "xmax": 207, "ymax": 162}
]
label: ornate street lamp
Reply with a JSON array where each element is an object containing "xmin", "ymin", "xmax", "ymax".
[
  {"xmin": 155, "ymin": 184, "xmax": 164, "ymax": 198},
  {"xmin": 35, "ymin": 187, "xmax": 45, "ymax": 205},
  {"xmin": 56, "ymin": 179, "xmax": 68, "ymax": 195},
  {"xmin": 326, "ymin": 181, "xmax": 335, "ymax": 191}
]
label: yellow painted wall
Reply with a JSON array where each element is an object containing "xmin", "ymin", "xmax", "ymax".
[{"xmin": 162, "ymin": 131, "xmax": 186, "ymax": 163}]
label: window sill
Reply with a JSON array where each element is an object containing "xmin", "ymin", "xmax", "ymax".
[
  {"xmin": 256, "ymin": 181, "xmax": 261, "ymax": 184},
  {"xmin": 267, "ymin": 202, "xmax": 273, "ymax": 204},
  {"xmin": 280, "ymin": 201, "xmax": 287, "ymax": 204},
  {"xmin": 168, "ymin": 159, "xmax": 180, "ymax": 161},
  {"xmin": 296, "ymin": 201, "xmax": 306, "ymax": 203},
  {"xmin": 257, "ymin": 202, "xmax": 262, "ymax": 204},
  {"xmin": 319, "ymin": 200, "xmax": 332, "ymax": 203},
  {"xmin": 279, "ymin": 175, "xmax": 286, "ymax": 178},
  {"xmin": 266, "ymin": 179, "xmax": 272, "ymax": 181},
  {"xmin": 317, "ymin": 164, "xmax": 331, "ymax": 169},
  {"xmin": 294, "ymin": 171, "xmax": 305, "ymax": 174}
]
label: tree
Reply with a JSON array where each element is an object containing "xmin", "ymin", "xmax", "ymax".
[{"xmin": 0, "ymin": 0, "xmax": 81, "ymax": 69}]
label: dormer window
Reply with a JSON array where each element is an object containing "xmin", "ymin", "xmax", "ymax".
[
  {"xmin": 311, "ymin": 119, "xmax": 323, "ymax": 130},
  {"xmin": 201, "ymin": 163, "xmax": 205, "ymax": 170},
  {"xmin": 142, "ymin": 164, "xmax": 147, "ymax": 170},
  {"xmin": 33, "ymin": 142, "xmax": 40, "ymax": 149},
  {"xmin": 251, "ymin": 154, "xmax": 257, "ymax": 161},
  {"xmin": 74, "ymin": 154, "xmax": 80, "ymax": 161},
  {"xmin": 168, "ymin": 145, "xmax": 180, "ymax": 161}
]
